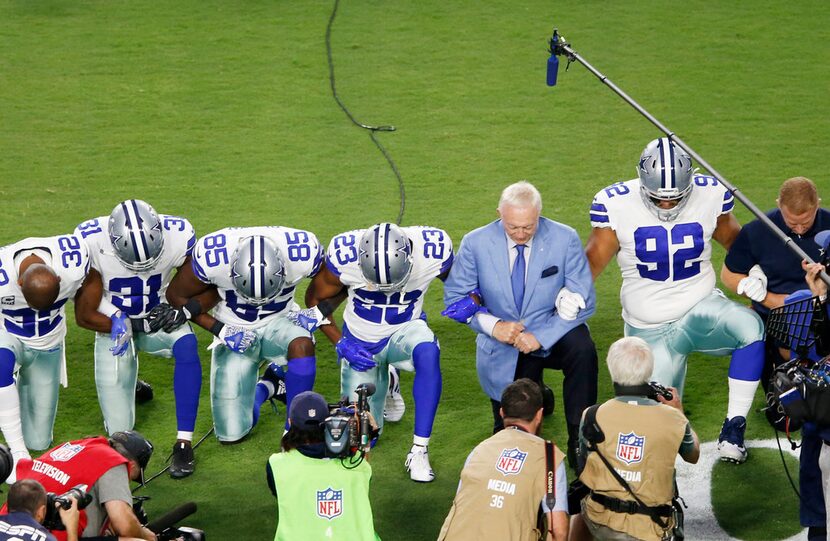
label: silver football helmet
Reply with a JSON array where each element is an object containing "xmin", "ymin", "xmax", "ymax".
[
  {"xmin": 637, "ymin": 137, "xmax": 694, "ymax": 222},
  {"xmin": 108, "ymin": 200, "xmax": 165, "ymax": 271},
  {"xmin": 358, "ymin": 223, "xmax": 413, "ymax": 292},
  {"xmin": 230, "ymin": 235, "xmax": 285, "ymax": 305}
]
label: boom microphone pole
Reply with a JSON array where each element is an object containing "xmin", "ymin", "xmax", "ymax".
[{"xmin": 547, "ymin": 29, "xmax": 830, "ymax": 286}]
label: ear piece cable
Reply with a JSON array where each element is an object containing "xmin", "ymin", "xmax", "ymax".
[{"xmin": 326, "ymin": 0, "xmax": 405, "ymax": 226}]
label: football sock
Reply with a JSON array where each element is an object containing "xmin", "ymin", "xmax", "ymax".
[
  {"xmin": 728, "ymin": 340, "xmax": 764, "ymax": 381},
  {"xmin": 284, "ymin": 356, "xmax": 316, "ymax": 430},
  {"xmin": 412, "ymin": 342, "xmax": 442, "ymax": 439},
  {"xmin": 726, "ymin": 340, "xmax": 764, "ymax": 419},
  {"xmin": 413, "ymin": 436, "xmax": 430, "ymax": 447},
  {"xmin": 0, "ymin": 349, "xmax": 14, "ymax": 387},
  {"xmin": 172, "ymin": 334, "xmax": 201, "ymax": 433},
  {"xmin": 726, "ymin": 378, "xmax": 758, "ymax": 420},
  {"xmin": 0, "ymin": 383, "xmax": 28, "ymax": 457},
  {"xmin": 176, "ymin": 431, "xmax": 193, "ymax": 442},
  {"xmin": 252, "ymin": 380, "xmax": 274, "ymax": 427}
]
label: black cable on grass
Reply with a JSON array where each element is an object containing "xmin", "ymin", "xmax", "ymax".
[
  {"xmin": 774, "ymin": 427, "xmax": 801, "ymax": 501},
  {"xmin": 325, "ymin": 0, "xmax": 406, "ymax": 225}
]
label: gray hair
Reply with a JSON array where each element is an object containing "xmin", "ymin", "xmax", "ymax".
[
  {"xmin": 498, "ymin": 181, "xmax": 543, "ymax": 212},
  {"xmin": 606, "ymin": 337, "xmax": 654, "ymax": 386}
]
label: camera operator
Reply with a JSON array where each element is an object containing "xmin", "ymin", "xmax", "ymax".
[
  {"xmin": 0, "ymin": 479, "xmax": 79, "ymax": 541},
  {"xmin": 265, "ymin": 391, "xmax": 381, "ymax": 541},
  {"xmin": 437, "ymin": 378, "xmax": 569, "ymax": 541},
  {"xmin": 787, "ymin": 234, "xmax": 830, "ymax": 541},
  {"xmin": 572, "ymin": 337, "xmax": 699, "ymax": 541},
  {"xmin": 13, "ymin": 431, "xmax": 155, "ymax": 541}
]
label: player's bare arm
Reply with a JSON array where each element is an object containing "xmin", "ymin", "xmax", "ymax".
[
  {"xmin": 104, "ymin": 499, "xmax": 157, "ymax": 540},
  {"xmin": 305, "ymin": 261, "xmax": 347, "ymax": 345},
  {"xmin": 166, "ymin": 259, "xmax": 221, "ymax": 333},
  {"xmin": 712, "ymin": 212, "xmax": 741, "ymax": 250},
  {"xmin": 720, "ymin": 264, "xmax": 787, "ymax": 309},
  {"xmin": 74, "ymin": 268, "xmax": 113, "ymax": 333},
  {"xmin": 585, "ymin": 226, "xmax": 620, "ymax": 280}
]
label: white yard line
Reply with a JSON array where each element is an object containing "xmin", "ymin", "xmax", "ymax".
[{"xmin": 675, "ymin": 439, "xmax": 805, "ymax": 541}]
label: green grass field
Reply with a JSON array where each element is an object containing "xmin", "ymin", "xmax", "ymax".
[{"xmin": 1, "ymin": 1, "xmax": 828, "ymax": 539}]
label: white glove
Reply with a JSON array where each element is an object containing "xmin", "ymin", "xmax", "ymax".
[
  {"xmin": 286, "ymin": 306, "xmax": 330, "ymax": 333},
  {"xmin": 555, "ymin": 287, "xmax": 586, "ymax": 321},
  {"xmin": 737, "ymin": 264, "xmax": 768, "ymax": 302},
  {"xmin": 208, "ymin": 325, "xmax": 256, "ymax": 353}
]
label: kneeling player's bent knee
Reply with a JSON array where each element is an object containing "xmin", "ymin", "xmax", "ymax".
[
  {"xmin": 724, "ymin": 305, "xmax": 765, "ymax": 347},
  {"xmin": 211, "ymin": 350, "xmax": 258, "ymax": 441},
  {"xmin": 287, "ymin": 336, "xmax": 315, "ymax": 358}
]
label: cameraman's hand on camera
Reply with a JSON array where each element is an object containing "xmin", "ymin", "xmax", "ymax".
[
  {"xmin": 803, "ymin": 260, "xmax": 828, "ymax": 300},
  {"xmin": 57, "ymin": 496, "xmax": 80, "ymax": 541},
  {"xmin": 336, "ymin": 337, "xmax": 376, "ymax": 372},
  {"xmin": 657, "ymin": 386, "xmax": 683, "ymax": 412}
]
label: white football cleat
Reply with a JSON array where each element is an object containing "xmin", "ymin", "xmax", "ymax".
[
  {"xmin": 384, "ymin": 365, "xmax": 405, "ymax": 423},
  {"xmin": 405, "ymin": 444, "xmax": 435, "ymax": 483},
  {"xmin": 6, "ymin": 449, "xmax": 31, "ymax": 485}
]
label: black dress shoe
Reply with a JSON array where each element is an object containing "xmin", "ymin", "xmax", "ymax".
[
  {"xmin": 135, "ymin": 379, "xmax": 154, "ymax": 404},
  {"xmin": 542, "ymin": 385, "xmax": 555, "ymax": 417}
]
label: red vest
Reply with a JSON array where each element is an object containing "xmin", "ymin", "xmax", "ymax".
[{"xmin": 2, "ymin": 437, "xmax": 129, "ymax": 541}]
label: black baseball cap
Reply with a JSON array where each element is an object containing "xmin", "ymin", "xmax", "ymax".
[{"xmin": 110, "ymin": 431, "xmax": 154, "ymax": 484}]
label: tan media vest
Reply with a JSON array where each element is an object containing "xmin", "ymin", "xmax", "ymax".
[
  {"xmin": 438, "ymin": 427, "xmax": 564, "ymax": 541},
  {"xmin": 580, "ymin": 399, "xmax": 687, "ymax": 541}
]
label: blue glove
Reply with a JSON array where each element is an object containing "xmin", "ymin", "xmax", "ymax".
[
  {"xmin": 336, "ymin": 337, "xmax": 377, "ymax": 372},
  {"xmin": 287, "ymin": 306, "xmax": 330, "ymax": 333},
  {"xmin": 441, "ymin": 289, "xmax": 483, "ymax": 324},
  {"xmin": 110, "ymin": 311, "xmax": 132, "ymax": 356}
]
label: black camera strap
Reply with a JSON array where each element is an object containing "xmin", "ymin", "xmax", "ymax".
[
  {"xmin": 543, "ymin": 440, "xmax": 556, "ymax": 540},
  {"xmin": 612, "ymin": 383, "xmax": 654, "ymax": 398},
  {"xmin": 582, "ymin": 405, "xmax": 671, "ymax": 531}
]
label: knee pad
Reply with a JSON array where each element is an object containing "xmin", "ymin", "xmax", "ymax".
[{"xmin": 722, "ymin": 304, "xmax": 765, "ymax": 347}]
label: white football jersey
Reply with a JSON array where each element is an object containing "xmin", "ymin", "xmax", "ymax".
[
  {"xmin": 0, "ymin": 235, "xmax": 90, "ymax": 349},
  {"xmin": 327, "ymin": 226, "xmax": 454, "ymax": 343},
  {"xmin": 590, "ymin": 175, "xmax": 735, "ymax": 328},
  {"xmin": 192, "ymin": 226, "xmax": 322, "ymax": 329},
  {"xmin": 75, "ymin": 214, "xmax": 196, "ymax": 318}
]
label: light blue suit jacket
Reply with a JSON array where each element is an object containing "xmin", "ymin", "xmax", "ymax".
[{"xmin": 444, "ymin": 217, "xmax": 596, "ymax": 400}]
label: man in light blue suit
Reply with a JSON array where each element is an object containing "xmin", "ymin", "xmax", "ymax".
[{"xmin": 444, "ymin": 181, "xmax": 598, "ymax": 465}]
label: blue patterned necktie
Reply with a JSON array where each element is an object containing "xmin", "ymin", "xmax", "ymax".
[{"xmin": 511, "ymin": 244, "xmax": 526, "ymax": 312}]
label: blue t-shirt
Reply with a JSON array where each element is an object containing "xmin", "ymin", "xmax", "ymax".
[{"xmin": 724, "ymin": 208, "xmax": 830, "ymax": 314}]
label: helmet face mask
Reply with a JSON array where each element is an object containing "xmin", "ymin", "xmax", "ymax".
[
  {"xmin": 358, "ymin": 224, "xmax": 413, "ymax": 293},
  {"xmin": 108, "ymin": 200, "xmax": 165, "ymax": 271},
  {"xmin": 230, "ymin": 235, "xmax": 286, "ymax": 306},
  {"xmin": 637, "ymin": 137, "xmax": 694, "ymax": 222}
]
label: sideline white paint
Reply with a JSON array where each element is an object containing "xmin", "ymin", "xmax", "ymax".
[{"xmin": 675, "ymin": 439, "xmax": 805, "ymax": 541}]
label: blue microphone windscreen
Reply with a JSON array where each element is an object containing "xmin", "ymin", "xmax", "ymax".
[{"xmin": 547, "ymin": 55, "xmax": 559, "ymax": 87}]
